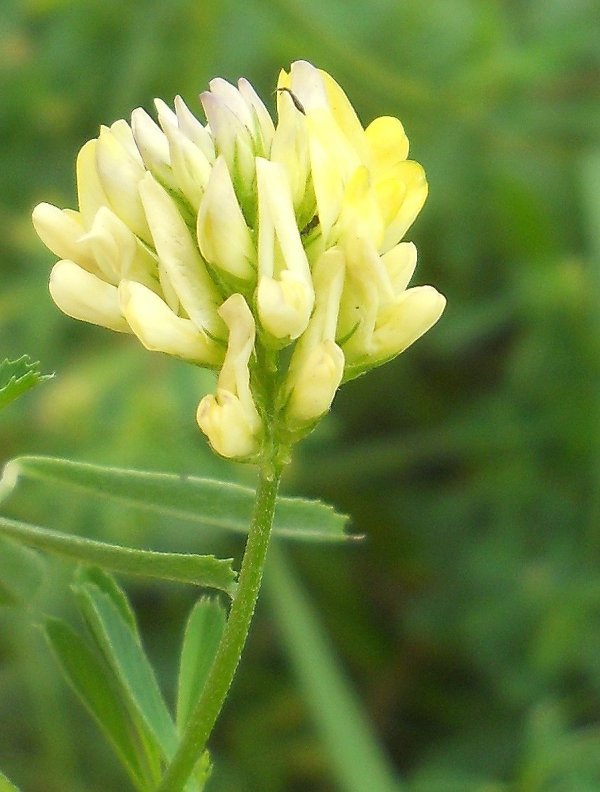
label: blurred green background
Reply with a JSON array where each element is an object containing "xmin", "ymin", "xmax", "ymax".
[{"xmin": 1, "ymin": 0, "xmax": 600, "ymax": 789}]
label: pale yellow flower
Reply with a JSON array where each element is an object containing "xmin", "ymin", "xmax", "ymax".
[{"xmin": 33, "ymin": 60, "xmax": 445, "ymax": 459}]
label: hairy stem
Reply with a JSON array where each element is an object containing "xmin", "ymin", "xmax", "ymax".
[{"xmin": 157, "ymin": 461, "xmax": 283, "ymax": 792}]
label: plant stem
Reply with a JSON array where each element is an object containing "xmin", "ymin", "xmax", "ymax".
[{"xmin": 157, "ymin": 461, "xmax": 283, "ymax": 792}]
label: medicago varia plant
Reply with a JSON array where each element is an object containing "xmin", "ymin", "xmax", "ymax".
[{"xmin": 21, "ymin": 60, "xmax": 446, "ymax": 791}]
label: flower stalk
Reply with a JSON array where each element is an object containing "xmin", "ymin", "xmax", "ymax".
[{"xmin": 158, "ymin": 457, "xmax": 284, "ymax": 792}]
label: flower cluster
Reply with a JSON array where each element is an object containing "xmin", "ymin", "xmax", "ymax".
[{"xmin": 33, "ymin": 61, "xmax": 445, "ymax": 461}]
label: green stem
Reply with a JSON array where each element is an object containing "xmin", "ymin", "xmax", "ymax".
[{"xmin": 157, "ymin": 461, "xmax": 283, "ymax": 792}]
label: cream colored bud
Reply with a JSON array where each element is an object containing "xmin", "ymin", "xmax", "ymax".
[
  {"xmin": 173, "ymin": 96, "xmax": 215, "ymax": 161},
  {"xmin": 380, "ymin": 161, "xmax": 428, "ymax": 253},
  {"xmin": 208, "ymin": 78, "xmax": 254, "ymax": 129},
  {"xmin": 382, "ymin": 242, "xmax": 418, "ymax": 294},
  {"xmin": 81, "ymin": 206, "xmax": 158, "ymax": 290},
  {"xmin": 197, "ymin": 390, "xmax": 261, "ymax": 459},
  {"xmin": 138, "ymin": 172, "xmax": 225, "ymax": 338},
  {"xmin": 336, "ymin": 239, "xmax": 396, "ymax": 358},
  {"xmin": 95, "ymin": 124, "xmax": 152, "ymax": 243},
  {"xmin": 237, "ymin": 77, "xmax": 275, "ymax": 155},
  {"xmin": 196, "ymin": 156, "xmax": 255, "ymax": 281},
  {"xmin": 49, "ymin": 260, "xmax": 128, "ymax": 332},
  {"xmin": 257, "ymin": 274, "xmax": 313, "ymax": 342},
  {"xmin": 283, "ymin": 248, "xmax": 345, "ymax": 427},
  {"xmin": 162, "ymin": 122, "xmax": 211, "ymax": 209},
  {"xmin": 270, "ymin": 89, "xmax": 312, "ymax": 216},
  {"xmin": 76, "ymin": 139, "xmax": 110, "ymax": 226},
  {"xmin": 256, "ymin": 157, "xmax": 313, "ymax": 340},
  {"xmin": 370, "ymin": 285, "xmax": 446, "ymax": 361},
  {"xmin": 131, "ymin": 107, "xmax": 176, "ymax": 191},
  {"xmin": 200, "ymin": 91, "xmax": 255, "ymax": 191},
  {"xmin": 196, "ymin": 294, "xmax": 262, "ymax": 460},
  {"xmin": 32, "ymin": 203, "xmax": 95, "ymax": 272},
  {"xmin": 285, "ymin": 340, "xmax": 344, "ymax": 426},
  {"xmin": 285, "ymin": 60, "xmax": 328, "ymax": 112},
  {"xmin": 119, "ymin": 280, "xmax": 224, "ymax": 366}
]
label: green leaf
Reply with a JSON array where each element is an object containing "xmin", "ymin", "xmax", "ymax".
[
  {"xmin": 75, "ymin": 566, "xmax": 139, "ymax": 635},
  {"xmin": 1, "ymin": 455, "xmax": 353, "ymax": 542},
  {"xmin": 73, "ymin": 579, "xmax": 179, "ymax": 762},
  {"xmin": 176, "ymin": 597, "xmax": 226, "ymax": 731},
  {"xmin": 0, "ymin": 770, "xmax": 22, "ymax": 792},
  {"xmin": 265, "ymin": 545, "xmax": 403, "ymax": 792},
  {"xmin": 44, "ymin": 617, "xmax": 150, "ymax": 791},
  {"xmin": 0, "ymin": 356, "xmax": 52, "ymax": 411},
  {"xmin": 0, "ymin": 536, "xmax": 45, "ymax": 607},
  {"xmin": 0, "ymin": 515, "xmax": 236, "ymax": 596}
]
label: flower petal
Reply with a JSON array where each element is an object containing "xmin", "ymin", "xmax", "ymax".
[
  {"xmin": 49, "ymin": 260, "xmax": 128, "ymax": 332},
  {"xmin": 119, "ymin": 280, "xmax": 223, "ymax": 365},
  {"xmin": 139, "ymin": 172, "xmax": 225, "ymax": 337}
]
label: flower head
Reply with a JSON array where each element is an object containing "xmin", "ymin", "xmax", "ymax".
[{"xmin": 33, "ymin": 61, "xmax": 445, "ymax": 461}]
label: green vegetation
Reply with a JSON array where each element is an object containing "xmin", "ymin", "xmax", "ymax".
[{"xmin": 1, "ymin": 0, "xmax": 599, "ymax": 789}]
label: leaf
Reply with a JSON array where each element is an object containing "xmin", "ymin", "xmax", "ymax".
[
  {"xmin": 72, "ymin": 579, "xmax": 179, "ymax": 762},
  {"xmin": 0, "ymin": 356, "xmax": 53, "ymax": 411},
  {"xmin": 0, "ymin": 514, "xmax": 236, "ymax": 596},
  {"xmin": 176, "ymin": 597, "xmax": 226, "ymax": 731},
  {"xmin": 265, "ymin": 545, "xmax": 404, "ymax": 792},
  {"xmin": 0, "ymin": 536, "xmax": 45, "ymax": 607},
  {"xmin": 44, "ymin": 617, "xmax": 150, "ymax": 791},
  {"xmin": 1, "ymin": 455, "xmax": 353, "ymax": 542},
  {"xmin": 0, "ymin": 770, "xmax": 22, "ymax": 792},
  {"xmin": 75, "ymin": 566, "xmax": 139, "ymax": 634}
]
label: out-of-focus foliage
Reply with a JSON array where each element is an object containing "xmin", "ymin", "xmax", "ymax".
[{"xmin": 1, "ymin": 0, "xmax": 599, "ymax": 789}]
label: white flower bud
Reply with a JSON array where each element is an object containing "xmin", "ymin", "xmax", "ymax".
[
  {"xmin": 237, "ymin": 77, "xmax": 275, "ymax": 155},
  {"xmin": 95, "ymin": 124, "xmax": 152, "ymax": 243},
  {"xmin": 131, "ymin": 107, "xmax": 177, "ymax": 191},
  {"xmin": 197, "ymin": 294, "xmax": 262, "ymax": 459},
  {"xmin": 32, "ymin": 203, "xmax": 95, "ymax": 272},
  {"xmin": 200, "ymin": 90, "xmax": 255, "ymax": 194},
  {"xmin": 370, "ymin": 285, "xmax": 446, "ymax": 362},
  {"xmin": 255, "ymin": 157, "xmax": 313, "ymax": 341},
  {"xmin": 76, "ymin": 139, "xmax": 110, "ymax": 226},
  {"xmin": 382, "ymin": 242, "xmax": 417, "ymax": 294},
  {"xmin": 285, "ymin": 340, "xmax": 344, "ymax": 427},
  {"xmin": 173, "ymin": 95, "xmax": 215, "ymax": 161},
  {"xmin": 139, "ymin": 172, "xmax": 225, "ymax": 339},
  {"xmin": 162, "ymin": 122, "xmax": 212, "ymax": 209},
  {"xmin": 81, "ymin": 206, "xmax": 158, "ymax": 290},
  {"xmin": 49, "ymin": 260, "xmax": 128, "ymax": 332},
  {"xmin": 119, "ymin": 280, "xmax": 224, "ymax": 365},
  {"xmin": 196, "ymin": 156, "xmax": 255, "ymax": 281},
  {"xmin": 283, "ymin": 248, "xmax": 345, "ymax": 427},
  {"xmin": 257, "ymin": 274, "xmax": 314, "ymax": 342}
]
